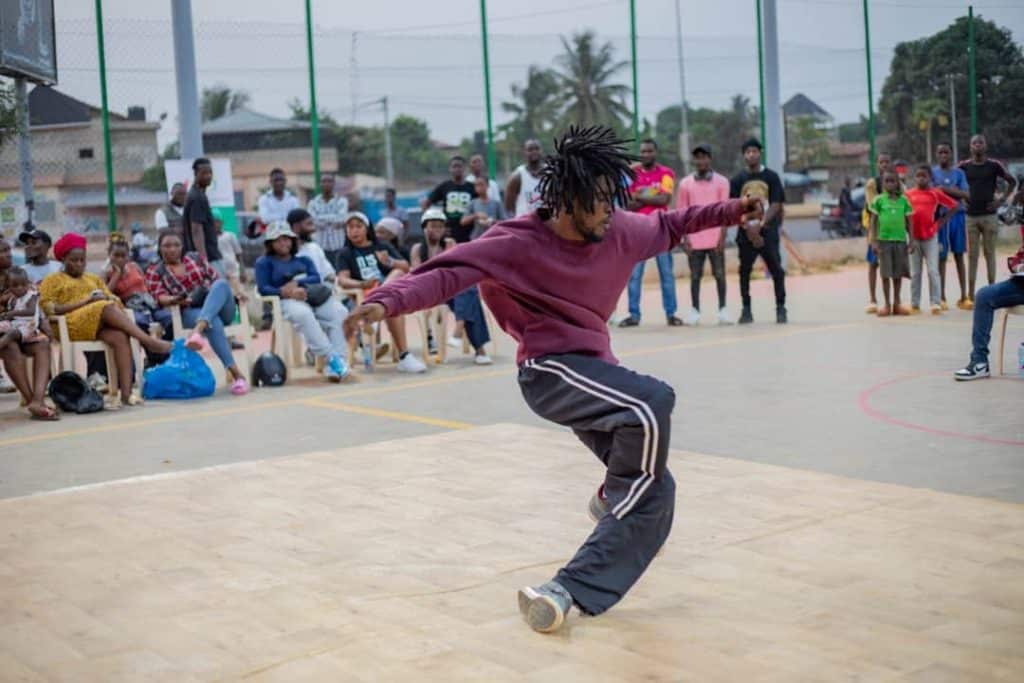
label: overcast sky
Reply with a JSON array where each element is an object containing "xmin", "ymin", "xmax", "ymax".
[{"xmin": 50, "ymin": 0, "xmax": 1024, "ymax": 149}]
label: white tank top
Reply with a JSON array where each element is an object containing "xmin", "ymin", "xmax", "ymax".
[{"xmin": 514, "ymin": 164, "xmax": 543, "ymax": 216}]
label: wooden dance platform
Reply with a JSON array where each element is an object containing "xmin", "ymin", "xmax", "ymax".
[{"xmin": 1, "ymin": 424, "xmax": 1022, "ymax": 681}]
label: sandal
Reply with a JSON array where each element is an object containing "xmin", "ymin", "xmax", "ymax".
[
  {"xmin": 230, "ymin": 377, "xmax": 249, "ymax": 396},
  {"xmin": 27, "ymin": 404, "xmax": 60, "ymax": 421},
  {"xmin": 185, "ymin": 331, "xmax": 206, "ymax": 352},
  {"xmin": 127, "ymin": 392, "xmax": 145, "ymax": 406}
]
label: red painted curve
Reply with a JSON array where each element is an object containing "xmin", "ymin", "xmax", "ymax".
[{"xmin": 857, "ymin": 373, "xmax": 1024, "ymax": 448}]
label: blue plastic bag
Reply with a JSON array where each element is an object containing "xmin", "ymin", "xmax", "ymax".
[{"xmin": 142, "ymin": 339, "xmax": 216, "ymax": 400}]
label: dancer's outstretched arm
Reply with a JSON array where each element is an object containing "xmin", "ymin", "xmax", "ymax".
[{"xmin": 623, "ymin": 196, "xmax": 761, "ymax": 262}]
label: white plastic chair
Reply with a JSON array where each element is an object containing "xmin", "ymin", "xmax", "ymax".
[
  {"xmin": 49, "ymin": 315, "xmax": 143, "ymax": 400},
  {"xmin": 168, "ymin": 302, "xmax": 254, "ymax": 382},
  {"xmin": 995, "ymin": 305, "xmax": 1024, "ymax": 375}
]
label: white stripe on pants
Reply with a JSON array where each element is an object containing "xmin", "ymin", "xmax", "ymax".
[
  {"xmin": 910, "ymin": 235, "xmax": 940, "ymax": 307},
  {"xmin": 280, "ymin": 297, "xmax": 348, "ymax": 358}
]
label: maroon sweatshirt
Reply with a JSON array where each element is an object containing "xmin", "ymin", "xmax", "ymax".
[{"xmin": 366, "ymin": 201, "xmax": 745, "ymax": 365}]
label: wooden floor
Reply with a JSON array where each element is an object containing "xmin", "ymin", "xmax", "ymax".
[{"xmin": 1, "ymin": 424, "xmax": 1022, "ymax": 682}]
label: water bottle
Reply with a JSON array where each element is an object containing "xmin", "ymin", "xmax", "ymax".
[
  {"xmin": 1018, "ymin": 342, "xmax": 1024, "ymax": 378},
  {"xmin": 359, "ymin": 330, "xmax": 373, "ymax": 372}
]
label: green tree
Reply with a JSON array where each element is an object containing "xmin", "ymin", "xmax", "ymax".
[
  {"xmin": 653, "ymin": 96, "xmax": 758, "ymax": 177},
  {"xmin": 500, "ymin": 66, "xmax": 561, "ymax": 146},
  {"xmin": 200, "ymin": 86, "xmax": 250, "ymax": 122},
  {"xmin": 554, "ymin": 31, "xmax": 631, "ymax": 132},
  {"xmin": 787, "ymin": 116, "xmax": 831, "ymax": 169},
  {"xmin": 879, "ymin": 16, "xmax": 1024, "ymax": 160}
]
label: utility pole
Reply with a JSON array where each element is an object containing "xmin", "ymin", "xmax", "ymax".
[
  {"xmin": 673, "ymin": 0, "xmax": 690, "ymax": 174},
  {"xmin": 967, "ymin": 6, "xmax": 977, "ymax": 136},
  {"xmin": 304, "ymin": 0, "xmax": 321, "ymax": 185},
  {"xmin": 94, "ymin": 0, "xmax": 116, "ymax": 231},
  {"xmin": 862, "ymin": 0, "xmax": 876, "ymax": 169},
  {"xmin": 479, "ymin": 0, "xmax": 496, "ymax": 178},
  {"xmin": 171, "ymin": 0, "xmax": 203, "ymax": 159},
  {"xmin": 761, "ymin": 0, "xmax": 784, "ymax": 172},
  {"xmin": 948, "ymin": 74, "xmax": 958, "ymax": 163},
  {"xmin": 350, "ymin": 32, "xmax": 359, "ymax": 124},
  {"xmin": 755, "ymin": 0, "xmax": 766, "ymax": 147},
  {"xmin": 15, "ymin": 78, "xmax": 34, "ymax": 225},
  {"xmin": 382, "ymin": 96, "xmax": 394, "ymax": 188},
  {"xmin": 629, "ymin": 0, "xmax": 639, "ymax": 149}
]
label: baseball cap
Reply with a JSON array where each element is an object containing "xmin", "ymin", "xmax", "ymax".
[
  {"xmin": 376, "ymin": 216, "xmax": 405, "ymax": 241},
  {"xmin": 741, "ymin": 138, "xmax": 763, "ymax": 152},
  {"xmin": 421, "ymin": 207, "xmax": 447, "ymax": 225},
  {"xmin": 18, "ymin": 227, "xmax": 52, "ymax": 245},
  {"xmin": 692, "ymin": 144, "xmax": 713, "ymax": 157},
  {"xmin": 344, "ymin": 210, "xmax": 370, "ymax": 227},
  {"xmin": 263, "ymin": 220, "xmax": 297, "ymax": 242}
]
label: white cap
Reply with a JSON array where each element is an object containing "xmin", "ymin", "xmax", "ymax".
[
  {"xmin": 344, "ymin": 210, "xmax": 370, "ymax": 227},
  {"xmin": 376, "ymin": 216, "xmax": 405, "ymax": 241},
  {"xmin": 263, "ymin": 220, "xmax": 297, "ymax": 242},
  {"xmin": 421, "ymin": 207, "xmax": 447, "ymax": 225}
]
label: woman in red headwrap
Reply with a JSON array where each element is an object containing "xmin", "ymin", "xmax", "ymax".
[{"xmin": 39, "ymin": 233, "xmax": 172, "ymax": 406}]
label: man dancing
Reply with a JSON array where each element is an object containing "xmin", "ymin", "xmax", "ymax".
[{"xmin": 345, "ymin": 127, "xmax": 760, "ymax": 633}]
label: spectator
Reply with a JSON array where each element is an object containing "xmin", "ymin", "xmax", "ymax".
[
  {"xmin": 145, "ymin": 231, "xmax": 249, "ymax": 396},
  {"xmin": 0, "ymin": 267, "xmax": 45, "ymax": 353},
  {"xmin": 619, "ymin": 139, "xmax": 679, "ymax": 328},
  {"xmin": 505, "ymin": 139, "xmax": 544, "ymax": 217},
  {"xmin": 731, "ymin": 138, "xmax": 787, "ymax": 324},
  {"xmin": 306, "ymin": 174, "xmax": 348, "ymax": 270},
  {"xmin": 154, "ymin": 182, "xmax": 186, "ymax": 235},
  {"xmin": 932, "ymin": 143, "xmax": 970, "ymax": 309},
  {"xmin": 868, "ymin": 171, "xmax": 913, "ymax": 317},
  {"xmin": 954, "ymin": 241, "xmax": 1024, "ymax": 380},
  {"xmin": 336, "ymin": 211, "xmax": 427, "ymax": 373},
  {"xmin": 255, "ymin": 221, "xmax": 350, "ymax": 382},
  {"xmin": 213, "ymin": 209, "xmax": 244, "ymax": 293},
  {"xmin": 374, "ymin": 216, "xmax": 409, "ymax": 261},
  {"xmin": 677, "ymin": 143, "xmax": 732, "ymax": 326},
  {"xmin": 103, "ymin": 234, "xmax": 173, "ymax": 341},
  {"xmin": 182, "ymin": 158, "xmax": 224, "ymax": 274},
  {"xmin": 17, "ymin": 227, "xmax": 60, "ymax": 283},
  {"xmin": 462, "ymin": 176, "xmax": 506, "ymax": 241},
  {"xmin": 862, "ymin": 153, "xmax": 896, "ymax": 314},
  {"xmin": 0, "ymin": 242, "xmax": 56, "ymax": 419},
  {"xmin": 959, "ymin": 134, "xmax": 1017, "ymax": 305},
  {"xmin": 258, "ymin": 168, "xmax": 300, "ymax": 226},
  {"xmin": 905, "ymin": 165, "xmax": 960, "ymax": 315},
  {"xmin": 838, "ymin": 177, "xmax": 856, "ymax": 229},
  {"xmin": 465, "ymin": 154, "xmax": 501, "ymax": 203},
  {"xmin": 289, "ymin": 208, "xmax": 336, "ymax": 285},
  {"xmin": 423, "ymin": 156, "xmax": 476, "ymax": 244},
  {"xmin": 130, "ymin": 225, "xmax": 156, "ymax": 265},
  {"xmin": 411, "ymin": 209, "xmax": 456, "ymax": 356},
  {"xmin": 40, "ymin": 233, "xmax": 172, "ymax": 406},
  {"xmin": 380, "ymin": 188, "xmax": 410, "ymax": 244}
]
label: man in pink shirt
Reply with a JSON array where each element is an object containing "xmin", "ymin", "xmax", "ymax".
[
  {"xmin": 676, "ymin": 144, "xmax": 733, "ymax": 325},
  {"xmin": 618, "ymin": 139, "xmax": 682, "ymax": 327},
  {"xmin": 345, "ymin": 126, "xmax": 761, "ymax": 634}
]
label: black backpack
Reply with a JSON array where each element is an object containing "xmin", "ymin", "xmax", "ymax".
[
  {"xmin": 48, "ymin": 371, "xmax": 105, "ymax": 414},
  {"xmin": 252, "ymin": 352, "xmax": 287, "ymax": 387}
]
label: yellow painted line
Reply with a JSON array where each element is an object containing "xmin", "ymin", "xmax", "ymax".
[{"xmin": 302, "ymin": 397, "xmax": 473, "ymax": 430}]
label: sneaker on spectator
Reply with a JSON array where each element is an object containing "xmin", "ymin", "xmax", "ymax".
[
  {"xmin": 617, "ymin": 315, "xmax": 640, "ymax": 328},
  {"xmin": 717, "ymin": 307, "xmax": 734, "ymax": 325},
  {"xmin": 738, "ymin": 307, "xmax": 753, "ymax": 324},
  {"xmin": 474, "ymin": 353, "xmax": 493, "ymax": 366},
  {"xmin": 325, "ymin": 354, "xmax": 350, "ymax": 382},
  {"xmin": 684, "ymin": 308, "xmax": 701, "ymax": 326},
  {"xmin": 447, "ymin": 335, "xmax": 462, "ymax": 349},
  {"xmin": 87, "ymin": 373, "xmax": 108, "ymax": 392},
  {"xmin": 776, "ymin": 306, "xmax": 788, "ymax": 324},
  {"xmin": 864, "ymin": 302, "xmax": 878, "ymax": 314},
  {"xmin": 0, "ymin": 372, "xmax": 15, "ymax": 393},
  {"xmin": 517, "ymin": 581, "xmax": 574, "ymax": 633},
  {"xmin": 396, "ymin": 352, "xmax": 427, "ymax": 374},
  {"xmin": 930, "ymin": 304, "xmax": 942, "ymax": 315},
  {"xmin": 910, "ymin": 306, "xmax": 922, "ymax": 315},
  {"xmin": 954, "ymin": 362, "xmax": 990, "ymax": 381}
]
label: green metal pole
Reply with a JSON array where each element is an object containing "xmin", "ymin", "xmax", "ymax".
[
  {"xmin": 629, "ymin": 0, "xmax": 639, "ymax": 149},
  {"xmin": 304, "ymin": 0, "xmax": 321, "ymax": 185},
  {"xmin": 863, "ymin": 0, "xmax": 876, "ymax": 169},
  {"xmin": 94, "ymin": 0, "xmax": 116, "ymax": 232},
  {"xmin": 479, "ymin": 0, "xmax": 496, "ymax": 178},
  {"xmin": 968, "ymin": 5, "xmax": 977, "ymax": 136},
  {"xmin": 755, "ymin": 0, "xmax": 766, "ymax": 149}
]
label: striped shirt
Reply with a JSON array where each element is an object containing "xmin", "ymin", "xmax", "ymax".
[{"xmin": 307, "ymin": 193, "xmax": 349, "ymax": 252}]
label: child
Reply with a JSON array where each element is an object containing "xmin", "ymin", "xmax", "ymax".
[
  {"xmin": 869, "ymin": 171, "xmax": 913, "ymax": 316},
  {"xmin": 905, "ymin": 165, "xmax": 960, "ymax": 315},
  {"xmin": 862, "ymin": 153, "xmax": 895, "ymax": 313},
  {"xmin": 0, "ymin": 267, "xmax": 47, "ymax": 352}
]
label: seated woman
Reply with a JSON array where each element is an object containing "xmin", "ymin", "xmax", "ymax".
[
  {"xmin": 254, "ymin": 221, "xmax": 349, "ymax": 382},
  {"xmin": 104, "ymin": 234, "xmax": 172, "ymax": 341},
  {"xmin": 337, "ymin": 211, "xmax": 426, "ymax": 373},
  {"xmin": 144, "ymin": 231, "xmax": 249, "ymax": 396},
  {"xmin": 374, "ymin": 216, "xmax": 409, "ymax": 261},
  {"xmin": 39, "ymin": 233, "xmax": 172, "ymax": 407},
  {"xmin": 0, "ymin": 254, "xmax": 57, "ymax": 420}
]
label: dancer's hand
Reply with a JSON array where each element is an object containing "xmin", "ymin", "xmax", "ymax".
[
  {"xmin": 739, "ymin": 195, "xmax": 765, "ymax": 226},
  {"xmin": 344, "ymin": 303, "xmax": 387, "ymax": 338}
]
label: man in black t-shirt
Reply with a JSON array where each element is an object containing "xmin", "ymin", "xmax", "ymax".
[
  {"xmin": 423, "ymin": 156, "xmax": 477, "ymax": 243},
  {"xmin": 730, "ymin": 138, "xmax": 787, "ymax": 324},
  {"xmin": 958, "ymin": 134, "xmax": 1017, "ymax": 300},
  {"xmin": 182, "ymin": 157, "xmax": 223, "ymax": 272}
]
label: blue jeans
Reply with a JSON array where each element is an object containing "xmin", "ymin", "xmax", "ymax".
[
  {"xmin": 969, "ymin": 278, "xmax": 1024, "ymax": 365},
  {"xmin": 450, "ymin": 286, "xmax": 491, "ymax": 351},
  {"xmin": 181, "ymin": 280, "xmax": 237, "ymax": 371},
  {"xmin": 627, "ymin": 252, "xmax": 677, "ymax": 319}
]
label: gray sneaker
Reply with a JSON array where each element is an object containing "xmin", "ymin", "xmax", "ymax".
[
  {"xmin": 517, "ymin": 580, "xmax": 573, "ymax": 633},
  {"xmin": 588, "ymin": 484, "xmax": 609, "ymax": 523}
]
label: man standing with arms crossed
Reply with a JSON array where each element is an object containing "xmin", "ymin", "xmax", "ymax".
[
  {"xmin": 677, "ymin": 144, "xmax": 732, "ymax": 325},
  {"xmin": 731, "ymin": 138, "xmax": 787, "ymax": 324},
  {"xmin": 619, "ymin": 139, "xmax": 682, "ymax": 327},
  {"xmin": 959, "ymin": 134, "xmax": 1017, "ymax": 307},
  {"xmin": 306, "ymin": 173, "xmax": 348, "ymax": 270}
]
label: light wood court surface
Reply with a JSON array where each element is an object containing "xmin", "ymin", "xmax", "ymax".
[{"xmin": 1, "ymin": 424, "xmax": 1021, "ymax": 682}]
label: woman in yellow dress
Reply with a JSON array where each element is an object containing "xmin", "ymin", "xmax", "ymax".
[{"xmin": 39, "ymin": 233, "xmax": 172, "ymax": 405}]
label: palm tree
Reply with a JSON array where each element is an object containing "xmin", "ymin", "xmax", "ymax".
[
  {"xmin": 554, "ymin": 31, "xmax": 631, "ymax": 131},
  {"xmin": 200, "ymin": 86, "xmax": 251, "ymax": 122},
  {"xmin": 500, "ymin": 66, "xmax": 561, "ymax": 144}
]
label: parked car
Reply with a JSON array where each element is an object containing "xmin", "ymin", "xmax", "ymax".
[{"xmin": 820, "ymin": 186, "xmax": 865, "ymax": 238}]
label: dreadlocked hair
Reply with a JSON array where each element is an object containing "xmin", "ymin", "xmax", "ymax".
[{"xmin": 536, "ymin": 125, "xmax": 636, "ymax": 221}]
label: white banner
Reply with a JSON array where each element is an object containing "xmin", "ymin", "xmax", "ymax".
[{"xmin": 164, "ymin": 158, "xmax": 235, "ymax": 208}]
